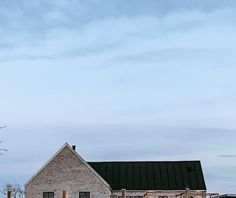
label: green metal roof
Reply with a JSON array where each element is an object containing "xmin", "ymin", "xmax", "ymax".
[{"xmin": 88, "ymin": 161, "xmax": 206, "ymax": 191}]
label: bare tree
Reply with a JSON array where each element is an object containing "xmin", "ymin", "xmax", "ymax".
[
  {"xmin": 0, "ymin": 125, "xmax": 7, "ymax": 155},
  {"xmin": 2, "ymin": 184, "xmax": 24, "ymax": 198}
]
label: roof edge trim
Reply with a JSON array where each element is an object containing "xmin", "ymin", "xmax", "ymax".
[{"xmin": 25, "ymin": 143, "xmax": 111, "ymax": 189}]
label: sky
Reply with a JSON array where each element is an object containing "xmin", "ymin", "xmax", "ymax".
[{"xmin": 1, "ymin": 0, "xmax": 236, "ymax": 194}]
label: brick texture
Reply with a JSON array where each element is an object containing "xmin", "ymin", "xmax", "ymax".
[{"xmin": 25, "ymin": 146, "xmax": 111, "ymax": 198}]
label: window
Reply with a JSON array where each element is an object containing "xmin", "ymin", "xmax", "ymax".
[
  {"xmin": 126, "ymin": 197, "xmax": 143, "ymax": 198},
  {"xmin": 43, "ymin": 192, "xmax": 54, "ymax": 198},
  {"xmin": 158, "ymin": 196, "xmax": 168, "ymax": 198},
  {"xmin": 183, "ymin": 196, "xmax": 194, "ymax": 198},
  {"xmin": 79, "ymin": 192, "xmax": 90, "ymax": 198},
  {"xmin": 111, "ymin": 195, "xmax": 143, "ymax": 198}
]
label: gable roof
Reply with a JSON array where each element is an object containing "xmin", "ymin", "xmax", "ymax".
[
  {"xmin": 88, "ymin": 161, "xmax": 206, "ymax": 191},
  {"xmin": 25, "ymin": 143, "xmax": 110, "ymax": 188}
]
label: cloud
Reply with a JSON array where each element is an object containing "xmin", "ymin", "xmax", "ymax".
[
  {"xmin": 218, "ymin": 155, "xmax": 236, "ymax": 158},
  {"xmin": 1, "ymin": 0, "xmax": 236, "ymax": 194},
  {"xmin": 0, "ymin": 0, "xmax": 236, "ymax": 62}
]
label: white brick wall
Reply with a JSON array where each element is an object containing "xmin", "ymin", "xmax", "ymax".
[
  {"xmin": 144, "ymin": 191, "xmax": 205, "ymax": 198},
  {"xmin": 25, "ymin": 146, "xmax": 111, "ymax": 198}
]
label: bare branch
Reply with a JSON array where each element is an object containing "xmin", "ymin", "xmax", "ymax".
[
  {"xmin": 0, "ymin": 125, "xmax": 7, "ymax": 130},
  {"xmin": 0, "ymin": 125, "xmax": 7, "ymax": 155},
  {"xmin": 0, "ymin": 148, "xmax": 8, "ymax": 152},
  {"xmin": 2, "ymin": 184, "xmax": 25, "ymax": 198}
]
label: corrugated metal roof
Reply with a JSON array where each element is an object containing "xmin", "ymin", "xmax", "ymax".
[{"xmin": 88, "ymin": 161, "xmax": 206, "ymax": 191}]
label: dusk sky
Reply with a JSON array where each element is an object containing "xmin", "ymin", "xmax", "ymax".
[{"xmin": 1, "ymin": 0, "xmax": 236, "ymax": 194}]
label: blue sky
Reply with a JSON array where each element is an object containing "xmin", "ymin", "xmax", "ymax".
[{"xmin": 1, "ymin": 0, "xmax": 236, "ymax": 194}]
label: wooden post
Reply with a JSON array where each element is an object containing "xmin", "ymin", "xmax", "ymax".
[
  {"xmin": 185, "ymin": 188, "xmax": 190, "ymax": 198},
  {"xmin": 122, "ymin": 189, "xmax": 126, "ymax": 198},
  {"xmin": 63, "ymin": 190, "xmax": 67, "ymax": 198},
  {"xmin": 7, "ymin": 191, "xmax": 11, "ymax": 198}
]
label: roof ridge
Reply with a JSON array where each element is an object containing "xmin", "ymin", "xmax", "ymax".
[{"xmin": 88, "ymin": 160, "xmax": 201, "ymax": 163}]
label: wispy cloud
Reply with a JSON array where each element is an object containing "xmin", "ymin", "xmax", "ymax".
[
  {"xmin": 1, "ymin": 0, "xmax": 236, "ymax": 194},
  {"xmin": 218, "ymin": 155, "xmax": 236, "ymax": 158}
]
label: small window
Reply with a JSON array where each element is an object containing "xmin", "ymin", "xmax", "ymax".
[
  {"xmin": 79, "ymin": 192, "xmax": 90, "ymax": 198},
  {"xmin": 127, "ymin": 197, "xmax": 143, "ymax": 198},
  {"xmin": 43, "ymin": 192, "xmax": 54, "ymax": 198},
  {"xmin": 183, "ymin": 196, "xmax": 194, "ymax": 198},
  {"xmin": 158, "ymin": 196, "xmax": 168, "ymax": 198}
]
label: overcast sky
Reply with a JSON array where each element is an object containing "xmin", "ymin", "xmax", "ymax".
[{"xmin": 1, "ymin": 0, "xmax": 236, "ymax": 194}]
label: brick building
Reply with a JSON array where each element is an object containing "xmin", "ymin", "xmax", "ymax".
[{"xmin": 25, "ymin": 143, "xmax": 207, "ymax": 198}]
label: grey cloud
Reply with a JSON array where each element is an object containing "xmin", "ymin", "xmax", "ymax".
[
  {"xmin": 1, "ymin": 0, "xmax": 236, "ymax": 62},
  {"xmin": 113, "ymin": 48, "xmax": 210, "ymax": 63},
  {"xmin": 17, "ymin": 125, "xmax": 233, "ymax": 160},
  {"xmin": 218, "ymin": 155, "xmax": 236, "ymax": 158},
  {"xmin": 5, "ymin": 125, "xmax": 230, "ymax": 156},
  {"xmin": 1, "ymin": 0, "xmax": 236, "ymax": 194},
  {"xmin": 1, "ymin": 0, "xmax": 236, "ymax": 33}
]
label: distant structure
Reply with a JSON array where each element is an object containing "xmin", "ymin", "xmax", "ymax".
[
  {"xmin": 220, "ymin": 195, "xmax": 236, "ymax": 198},
  {"xmin": 25, "ymin": 143, "xmax": 216, "ymax": 198}
]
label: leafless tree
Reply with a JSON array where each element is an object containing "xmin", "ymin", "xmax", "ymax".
[
  {"xmin": 2, "ymin": 184, "xmax": 24, "ymax": 198},
  {"xmin": 0, "ymin": 125, "xmax": 7, "ymax": 155}
]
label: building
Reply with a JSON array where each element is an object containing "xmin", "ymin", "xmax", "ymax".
[
  {"xmin": 220, "ymin": 195, "xmax": 236, "ymax": 198},
  {"xmin": 25, "ymin": 143, "xmax": 208, "ymax": 198}
]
